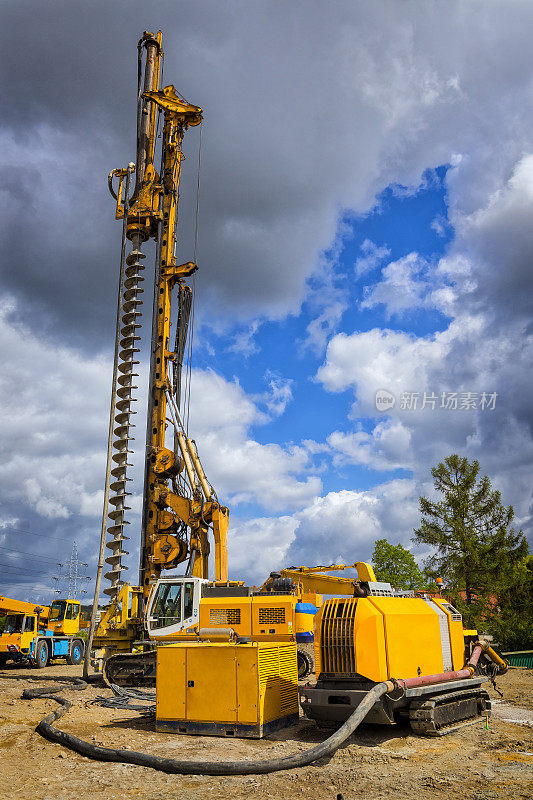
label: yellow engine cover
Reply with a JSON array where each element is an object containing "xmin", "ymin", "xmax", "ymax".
[
  {"xmin": 156, "ymin": 641, "xmax": 299, "ymax": 738},
  {"xmin": 198, "ymin": 595, "xmax": 296, "ymax": 641},
  {"xmin": 315, "ymin": 595, "xmax": 466, "ymax": 682}
]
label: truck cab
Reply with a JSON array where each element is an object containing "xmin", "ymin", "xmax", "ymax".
[
  {"xmin": 48, "ymin": 599, "xmax": 82, "ymax": 635},
  {"xmin": 0, "ymin": 612, "xmax": 39, "ymax": 664}
]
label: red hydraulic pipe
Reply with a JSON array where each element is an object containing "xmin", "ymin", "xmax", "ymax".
[{"xmin": 397, "ymin": 644, "xmax": 482, "ymax": 690}]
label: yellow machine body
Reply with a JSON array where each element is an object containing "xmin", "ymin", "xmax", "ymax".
[
  {"xmin": 156, "ymin": 641, "xmax": 299, "ymax": 738},
  {"xmin": 0, "ymin": 596, "xmax": 86, "ymax": 666},
  {"xmin": 0, "ymin": 595, "xmax": 49, "ymax": 656},
  {"xmin": 315, "ymin": 595, "xmax": 466, "ymax": 683},
  {"xmin": 0, "ymin": 596, "xmax": 84, "ymax": 652},
  {"xmin": 0, "ymin": 595, "xmax": 49, "ymax": 621},
  {"xmin": 198, "ymin": 595, "xmax": 296, "ymax": 642}
]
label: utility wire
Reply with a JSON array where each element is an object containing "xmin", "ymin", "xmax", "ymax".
[
  {"xmin": 0, "ymin": 526, "xmax": 75, "ymax": 543},
  {"xmin": 0, "ymin": 545, "xmax": 68, "ymax": 564},
  {"xmin": 0, "ymin": 562, "xmax": 55, "ymax": 575}
]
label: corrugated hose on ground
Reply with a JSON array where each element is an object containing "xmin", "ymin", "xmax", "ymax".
[{"xmin": 21, "ymin": 679, "xmax": 394, "ymax": 775}]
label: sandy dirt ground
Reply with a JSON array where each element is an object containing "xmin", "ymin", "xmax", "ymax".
[{"xmin": 0, "ymin": 661, "xmax": 531, "ymax": 800}]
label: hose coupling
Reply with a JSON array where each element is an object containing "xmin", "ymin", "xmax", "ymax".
[{"xmin": 477, "ymin": 639, "xmax": 508, "ymax": 675}]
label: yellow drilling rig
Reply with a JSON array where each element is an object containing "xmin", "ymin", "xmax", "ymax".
[
  {"xmin": 86, "ymin": 30, "xmax": 319, "ymax": 688},
  {"xmin": 82, "ymin": 31, "xmax": 507, "ymax": 743}
]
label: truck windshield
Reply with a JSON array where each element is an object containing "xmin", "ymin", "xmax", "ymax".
[
  {"xmin": 49, "ymin": 600, "xmax": 66, "ymax": 621},
  {"xmin": 151, "ymin": 583, "xmax": 182, "ymax": 630},
  {"xmin": 4, "ymin": 614, "xmax": 23, "ymax": 633}
]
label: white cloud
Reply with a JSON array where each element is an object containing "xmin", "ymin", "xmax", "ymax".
[
  {"xmin": 300, "ymin": 239, "xmax": 350, "ymax": 355},
  {"xmin": 316, "ymin": 294, "xmax": 533, "ymax": 538},
  {"xmin": 303, "ymin": 298, "xmax": 348, "ymax": 355},
  {"xmin": 317, "ymin": 326, "xmax": 450, "ymax": 415},
  {"xmin": 228, "ymin": 516, "xmax": 299, "ymax": 582},
  {"xmin": 186, "ymin": 368, "xmax": 320, "ymax": 511},
  {"xmin": 229, "ymin": 321, "xmax": 261, "ymax": 357},
  {"xmin": 257, "ymin": 371, "xmax": 294, "ymax": 418},
  {"xmin": 328, "ymin": 420, "xmax": 413, "ymax": 471},
  {"xmin": 224, "ymin": 478, "xmax": 421, "ymax": 585},
  {"xmin": 355, "ymin": 239, "xmax": 391, "ymax": 276},
  {"xmin": 0, "ymin": 298, "xmax": 111, "ymax": 522},
  {"xmin": 430, "ymin": 215, "xmax": 448, "ymax": 237},
  {"xmin": 287, "ymin": 479, "xmax": 420, "ymax": 572},
  {"xmin": 360, "ymin": 250, "xmax": 460, "ymax": 318}
]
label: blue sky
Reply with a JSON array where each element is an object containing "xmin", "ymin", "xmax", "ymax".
[
  {"xmin": 196, "ymin": 167, "xmax": 453, "ymax": 501},
  {"xmin": 1, "ymin": 1, "xmax": 533, "ymax": 599}
]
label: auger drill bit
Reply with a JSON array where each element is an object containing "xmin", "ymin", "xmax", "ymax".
[{"xmin": 103, "ymin": 240, "xmax": 146, "ymax": 599}]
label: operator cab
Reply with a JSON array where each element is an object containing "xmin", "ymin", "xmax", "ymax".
[
  {"xmin": 146, "ymin": 576, "xmax": 206, "ymax": 639},
  {"xmin": 49, "ymin": 599, "xmax": 81, "ymax": 634},
  {"xmin": 50, "ymin": 599, "xmax": 80, "ymax": 622},
  {"xmin": 3, "ymin": 614, "xmax": 32, "ymax": 634}
]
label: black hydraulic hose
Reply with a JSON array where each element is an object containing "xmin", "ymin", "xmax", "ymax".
[{"xmin": 24, "ymin": 680, "xmax": 394, "ymax": 776}]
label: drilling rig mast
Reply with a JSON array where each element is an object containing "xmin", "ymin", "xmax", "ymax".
[{"xmin": 85, "ymin": 31, "xmax": 228, "ymax": 670}]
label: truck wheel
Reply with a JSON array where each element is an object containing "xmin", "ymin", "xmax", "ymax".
[
  {"xmin": 66, "ymin": 640, "xmax": 84, "ymax": 666},
  {"xmin": 297, "ymin": 649, "xmax": 313, "ymax": 679},
  {"xmin": 35, "ymin": 640, "xmax": 49, "ymax": 669}
]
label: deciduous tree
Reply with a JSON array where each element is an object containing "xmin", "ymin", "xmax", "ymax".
[{"xmin": 372, "ymin": 538, "xmax": 426, "ymax": 590}]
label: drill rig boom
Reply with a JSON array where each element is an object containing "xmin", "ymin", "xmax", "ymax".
[
  {"xmin": 104, "ymin": 31, "xmax": 227, "ymax": 605},
  {"xmin": 89, "ymin": 31, "xmax": 228, "ymax": 670}
]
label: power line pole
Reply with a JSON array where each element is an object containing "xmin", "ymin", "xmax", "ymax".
[{"xmin": 52, "ymin": 541, "xmax": 91, "ymax": 600}]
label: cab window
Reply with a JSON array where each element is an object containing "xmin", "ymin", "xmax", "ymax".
[
  {"xmin": 24, "ymin": 616, "xmax": 35, "ymax": 632},
  {"xmin": 151, "ymin": 583, "xmax": 182, "ymax": 630},
  {"xmin": 50, "ymin": 600, "xmax": 67, "ymax": 621},
  {"xmin": 183, "ymin": 582, "xmax": 194, "ymax": 620},
  {"xmin": 65, "ymin": 603, "xmax": 79, "ymax": 620},
  {"xmin": 5, "ymin": 614, "xmax": 23, "ymax": 633}
]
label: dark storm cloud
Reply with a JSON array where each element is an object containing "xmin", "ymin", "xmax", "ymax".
[
  {"xmin": 3, "ymin": 0, "xmax": 339, "ymax": 346},
  {"xmin": 3, "ymin": 0, "xmax": 533, "ymax": 351}
]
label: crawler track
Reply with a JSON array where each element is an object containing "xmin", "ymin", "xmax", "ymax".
[
  {"xmin": 409, "ymin": 687, "xmax": 491, "ymax": 736},
  {"xmin": 103, "ymin": 651, "xmax": 157, "ymax": 688}
]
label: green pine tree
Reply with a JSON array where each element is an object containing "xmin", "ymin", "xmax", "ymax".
[{"xmin": 413, "ymin": 455, "xmax": 527, "ymax": 625}]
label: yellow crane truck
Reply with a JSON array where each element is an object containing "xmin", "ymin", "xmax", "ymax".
[{"xmin": 0, "ymin": 595, "xmax": 86, "ymax": 668}]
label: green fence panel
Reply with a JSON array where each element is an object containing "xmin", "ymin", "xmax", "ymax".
[{"xmin": 501, "ymin": 650, "xmax": 533, "ymax": 668}]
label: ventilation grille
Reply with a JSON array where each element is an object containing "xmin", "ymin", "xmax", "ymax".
[
  {"xmin": 278, "ymin": 647, "xmax": 298, "ymax": 713},
  {"xmin": 257, "ymin": 646, "xmax": 298, "ymax": 715},
  {"xmin": 258, "ymin": 648, "xmax": 277, "ymax": 686},
  {"xmin": 438, "ymin": 613, "xmax": 453, "ymax": 671},
  {"xmin": 320, "ymin": 598, "xmax": 358, "ymax": 675},
  {"xmin": 209, "ymin": 608, "xmax": 241, "ymax": 626},
  {"xmin": 258, "ymin": 607, "xmax": 285, "ymax": 625}
]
